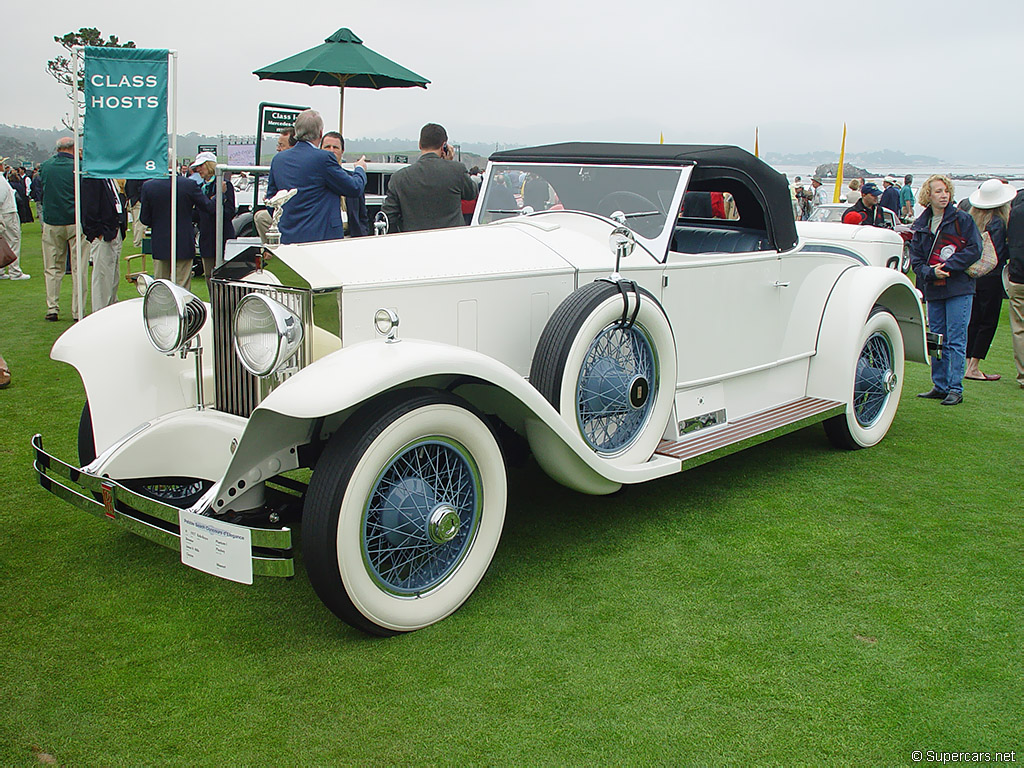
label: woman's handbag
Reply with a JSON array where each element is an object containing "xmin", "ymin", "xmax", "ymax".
[
  {"xmin": 0, "ymin": 237, "xmax": 16, "ymax": 269},
  {"xmin": 966, "ymin": 231, "xmax": 998, "ymax": 278}
]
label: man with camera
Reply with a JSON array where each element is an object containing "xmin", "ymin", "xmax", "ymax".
[{"xmin": 381, "ymin": 123, "xmax": 477, "ymax": 233}]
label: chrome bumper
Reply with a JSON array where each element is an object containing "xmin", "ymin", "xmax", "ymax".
[
  {"xmin": 31, "ymin": 434, "xmax": 294, "ymax": 578},
  {"xmin": 926, "ymin": 331, "xmax": 944, "ymax": 358}
]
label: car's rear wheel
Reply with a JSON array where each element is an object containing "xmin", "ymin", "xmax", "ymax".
[
  {"xmin": 530, "ymin": 281, "xmax": 676, "ymax": 465},
  {"xmin": 303, "ymin": 390, "xmax": 507, "ymax": 636},
  {"xmin": 824, "ymin": 308, "xmax": 904, "ymax": 449}
]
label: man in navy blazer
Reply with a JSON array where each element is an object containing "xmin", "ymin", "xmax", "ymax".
[
  {"xmin": 140, "ymin": 173, "xmax": 216, "ymax": 289},
  {"xmin": 266, "ymin": 109, "xmax": 367, "ymax": 244}
]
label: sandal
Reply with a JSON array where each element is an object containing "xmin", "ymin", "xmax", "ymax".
[{"xmin": 964, "ymin": 372, "xmax": 1001, "ymax": 381}]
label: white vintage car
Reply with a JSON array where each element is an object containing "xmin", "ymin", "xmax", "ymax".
[{"xmin": 33, "ymin": 143, "xmax": 930, "ymax": 636}]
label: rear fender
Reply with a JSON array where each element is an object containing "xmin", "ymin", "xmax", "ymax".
[{"xmin": 807, "ymin": 268, "xmax": 926, "ymax": 403}]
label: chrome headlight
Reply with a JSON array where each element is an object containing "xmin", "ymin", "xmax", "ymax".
[
  {"xmin": 232, "ymin": 293, "xmax": 304, "ymax": 377},
  {"xmin": 143, "ymin": 279, "xmax": 207, "ymax": 354}
]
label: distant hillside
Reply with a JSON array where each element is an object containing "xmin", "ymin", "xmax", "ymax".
[
  {"xmin": 764, "ymin": 148, "xmax": 943, "ymax": 168},
  {"xmin": 0, "ymin": 125, "xmax": 493, "ymax": 169}
]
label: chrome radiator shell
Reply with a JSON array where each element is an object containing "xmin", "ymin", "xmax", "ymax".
[{"xmin": 209, "ymin": 278, "xmax": 314, "ymax": 418}]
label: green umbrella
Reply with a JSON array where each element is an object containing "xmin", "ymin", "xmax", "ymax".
[{"xmin": 253, "ymin": 28, "xmax": 429, "ymax": 134}]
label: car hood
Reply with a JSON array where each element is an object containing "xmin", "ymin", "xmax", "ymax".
[{"xmin": 270, "ymin": 217, "xmax": 620, "ymax": 291}]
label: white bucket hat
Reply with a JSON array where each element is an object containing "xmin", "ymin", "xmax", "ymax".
[
  {"xmin": 190, "ymin": 151, "xmax": 217, "ymax": 168},
  {"xmin": 968, "ymin": 178, "xmax": 1016, "ymax": 210}
]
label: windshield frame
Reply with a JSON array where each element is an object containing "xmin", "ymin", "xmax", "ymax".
[{"xmin": 476, "ymin": 161, "xmax": 691, "ymax": 261}]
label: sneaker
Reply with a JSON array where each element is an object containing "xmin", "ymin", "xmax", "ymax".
[
  {"xmin": 45, "ymin": 313, "xmax": 58, "ymax": 322},
  {"xmin": 0, "ymin": 273, "xmax": 8, "ymax": 280},
  {"xmin": 9, "ymin": 273, "xmax": 30, "ymax": 280}
]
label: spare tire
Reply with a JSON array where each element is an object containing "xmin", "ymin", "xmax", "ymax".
[{"xmin": 530, "ymin": 281, "xmax": 676, "ymax": 466}]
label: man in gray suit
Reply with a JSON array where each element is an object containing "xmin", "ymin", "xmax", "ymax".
[{"xmin": 382, "ymin": 123, "xmax": 477, "ymax": 233}]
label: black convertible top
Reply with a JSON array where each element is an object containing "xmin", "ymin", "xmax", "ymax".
[{"xmin": 489, "ymin": 142, "xmax": 797, "ymax": 251}]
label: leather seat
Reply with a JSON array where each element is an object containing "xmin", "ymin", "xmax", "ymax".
[{"xmin": 672, "ymin": 226, "xmax": 769, "ymax": 254}]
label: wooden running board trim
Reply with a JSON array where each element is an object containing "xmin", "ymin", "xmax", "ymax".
[{"xmin": 655, "ymin": 397, "xmax": 846, "ymax": 470}]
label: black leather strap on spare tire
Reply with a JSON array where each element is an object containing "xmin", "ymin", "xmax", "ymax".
[{"xmin": 530, "ymin": 280, "xmax": 655, "ymax": 408}]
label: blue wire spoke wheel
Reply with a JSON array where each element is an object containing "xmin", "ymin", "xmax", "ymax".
[
  {"xmin": 363, "ymin": 438, "xmax": 480, "ymax": 595},
  {"xmin": 576, "ymin": 322, "xmax": 657, "ymax": 455},
  {"xmin": 303, "ymin": 391, "xmax": 507, "ymax": 635},
  {"xmin": 824, "ymin": 308, "xmax": 904, "ymax": 450},
  {"xmin": 853, "ymin": 331, "xmax": 895, "ymax": 427}
]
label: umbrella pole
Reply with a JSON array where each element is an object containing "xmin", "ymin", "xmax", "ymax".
[{"xmin": 338, "ymin": 85, "xmax": 345, "ymax": 137}]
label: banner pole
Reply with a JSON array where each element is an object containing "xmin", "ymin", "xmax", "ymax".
[
  {"xmin": 73, "ymin": 46, "xmax": 85, "ymax": 320},
  {"xmin": 169, "ymin": 50, "xmax": 178, "ymax": 284},
  {"xmin": 215, "ymin": 164, "xmax": 223, "ymax": 268}
]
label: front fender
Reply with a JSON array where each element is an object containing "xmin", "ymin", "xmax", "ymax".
[
  {"xmin": 807, "ymin": 267, "xmax": 926, "ymax": 403},
  {"xmin": 213, "ymin": 339, "xmax": 680, "ymax": 508},
  {"xmin": 51, "ymin": 299, "xmax": 213, "ymax": 455}
]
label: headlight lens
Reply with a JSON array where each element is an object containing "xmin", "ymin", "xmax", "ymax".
[
  {"xmin": 143, "ymin": 279, "xmax": 207, "ymax": 354},
  {"xmin": 233, "ymin": 293, "xmax": 304, "ymax": 377}
]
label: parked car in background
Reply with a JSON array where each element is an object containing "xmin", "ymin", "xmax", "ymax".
[
  {"xmin": 806, "ymin": 203, "xmax": 912, "ymax": 272},
  {"xmin": 33, "ymin": 143, "xmax": 929, "ymax": 636},
  {"xmin": 231, "ymin": 162, "xmax": 405, "ymax": 238}
]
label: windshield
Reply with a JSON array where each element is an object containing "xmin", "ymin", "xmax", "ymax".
[
  {"xmin": 807, "ymin": 206, "xmax": 846, "ymax": 223},
  {"xmin": 479, "ymin": 163, "xmax": 684, "ymax": 239}
]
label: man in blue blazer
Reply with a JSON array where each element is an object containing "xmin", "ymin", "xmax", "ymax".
[{"xmin": 266, "ymin": 109, "xmax": 367, "ymax": 244}]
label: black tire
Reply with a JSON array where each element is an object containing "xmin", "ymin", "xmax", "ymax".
[
  {"xmin": 78, "ymin": 401, "xmax": 96, "ymax": 466},
  {"xmin": 824, "ymin": 307, "xmax": 904, "ymax": 450},
  {"xmin": 530, "ymin": 281, "xmax": 676, "ymax": 465},
  {"xmin": 303, "ymin": 389, "xmax": 507, "ymax": 636}
]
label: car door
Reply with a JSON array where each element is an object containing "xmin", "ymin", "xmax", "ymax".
[{"xmin": 660, "ymin": 248, "xmax": 782, "ymax": 389}]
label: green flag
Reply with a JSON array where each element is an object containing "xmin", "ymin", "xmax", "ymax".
[{"xmin": 83, "ymin": 47, "xmax": 168, "ymax": 178}]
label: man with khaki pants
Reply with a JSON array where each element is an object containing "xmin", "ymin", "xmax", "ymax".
[
  {"xmin": 1005, "ymin": 199, "xmax": 1024, "ymax": 388},
  {"xmin": 38, "ymin": 137, "xmax": 81, "ymax": 321}
]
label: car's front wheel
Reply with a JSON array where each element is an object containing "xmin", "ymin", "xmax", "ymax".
[
  {"xmin": 303, "ymin": 390, "xmax": 507, "ymax": 636},
  {"xmin": 824, "ymin": 308, "xmax": 904, "ymax": 449}
]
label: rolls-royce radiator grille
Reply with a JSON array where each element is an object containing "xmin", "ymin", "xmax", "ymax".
[{"xmin": 210, "ymin": 279, "xmax": 311, "ymax": 418}]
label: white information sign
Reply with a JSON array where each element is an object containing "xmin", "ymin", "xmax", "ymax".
[{"xmin": 179, "ymin": 510, "xmax": 254, "ymax": 585}]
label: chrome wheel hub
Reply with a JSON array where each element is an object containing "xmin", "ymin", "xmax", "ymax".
[{"xmin": 427, "ymin": 505, "xmax": 461, "ymax": 544}]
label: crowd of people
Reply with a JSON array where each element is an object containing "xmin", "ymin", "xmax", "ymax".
[{"xmin": 2, "ymin": 132, "xmax": 1022, "ymax": 400}]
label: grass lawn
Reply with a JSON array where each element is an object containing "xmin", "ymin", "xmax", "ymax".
[{"xmin": 1, "ymin": 214, "xmax": 1021, "ymax": 765}]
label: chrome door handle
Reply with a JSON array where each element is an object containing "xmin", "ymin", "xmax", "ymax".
[{"xmin": 773, "ymin": 281, "xmax": 790, "ymax": 287}]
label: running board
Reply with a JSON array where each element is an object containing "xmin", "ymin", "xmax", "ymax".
[{"xmin": 655, "ymin": 397, "xmax": 845, "ymax": 471}]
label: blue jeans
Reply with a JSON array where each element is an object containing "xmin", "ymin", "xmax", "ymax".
[{"xmin": 928, "ymin": 293, "xmax": 973, "ymax": 394}]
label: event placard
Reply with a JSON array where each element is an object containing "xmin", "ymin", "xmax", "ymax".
[
  {"xmin": 83, "ymin": 47, "xmax": 169, "ymax": 178},
  {"xmin": 179, "ymin": 510, "xmax": 254, "ymax": 585}
]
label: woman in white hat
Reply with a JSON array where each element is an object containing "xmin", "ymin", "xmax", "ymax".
[{"xmin": 964, "ymin": 179, "xmax": 1016, "ymax": 381}]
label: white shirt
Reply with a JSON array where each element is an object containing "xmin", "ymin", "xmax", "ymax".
[{"xmin": 0, "ymin": 175, "xmax": 16, "ymax": 215}]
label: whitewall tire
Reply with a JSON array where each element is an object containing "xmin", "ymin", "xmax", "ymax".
[
  {"xmin": 530, "ymin": 281, "xmax": 676, "ymax": 466},
  {"xmin": 824, "ymin": 308, "xmax": 904, "ymax": 450},
  {"xmin": 303, "ymin": 390, "xmax": 507, "ymax": 635}
]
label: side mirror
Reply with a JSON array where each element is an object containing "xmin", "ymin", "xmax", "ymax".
[
  {"xmin": 609, "ymin": 226, "xmax": 636, "ymax": 276},
  {"xmin": 374, "ymin": 211, "xmax": 389, "ymax": 236}
]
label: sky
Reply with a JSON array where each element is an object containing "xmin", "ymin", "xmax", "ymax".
[{"xmin": 3, "ymin": 0, "xmax": 1022, "ymax": 165}]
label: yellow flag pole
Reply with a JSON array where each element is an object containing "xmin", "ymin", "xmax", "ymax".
[
  {"xmin": 659, "ymin": 132, "xmax": 664, "ymax": 145},
  {"xmin": 754, "ymin": 127, "xmax": 759, "ymax": 158},
  {"xmin": 833, "ymin": 123, "xmax": 847, "ymax": 203}
]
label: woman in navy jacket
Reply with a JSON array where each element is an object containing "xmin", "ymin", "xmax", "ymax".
[{"xmin": 909, "ymin": 174, "xmax": 983, "ymax": 405}]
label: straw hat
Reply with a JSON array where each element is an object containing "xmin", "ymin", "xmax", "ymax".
[{"xmin": 968, "ymin": 179, "xmax": 1016, "ymax": 209}]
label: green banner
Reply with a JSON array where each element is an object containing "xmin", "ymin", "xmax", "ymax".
[{"xmin": 83, "ymin": 47, "xmax": 169, "ymax": 178}]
